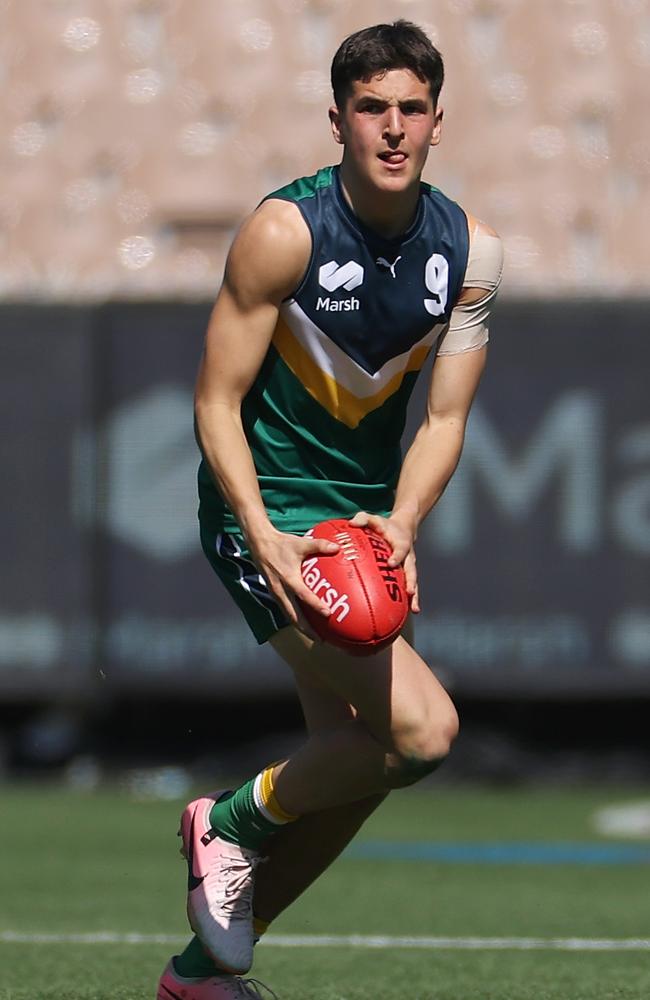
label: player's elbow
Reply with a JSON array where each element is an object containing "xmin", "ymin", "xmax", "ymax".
[
  {"xmin": 194, "ymin": 389, "xmax": 241, "ymax": 430},
  {"xmin": 386, "ymin": 707, "xmax": 459, "ymax": 788}
]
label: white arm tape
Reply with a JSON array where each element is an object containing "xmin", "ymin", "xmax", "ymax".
[{"xmin": 437, "ymin": 225, "xmax": 504, "ymax": 356}]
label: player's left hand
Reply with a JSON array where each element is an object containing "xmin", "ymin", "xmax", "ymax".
[{"xmin": 348, "ymin": 511, "xmax": 420, "ymax": 614}]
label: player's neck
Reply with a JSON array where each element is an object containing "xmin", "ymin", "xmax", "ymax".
[{"xmin": 338, "ymin": 163, "xmax": 420, "ymax": 240}]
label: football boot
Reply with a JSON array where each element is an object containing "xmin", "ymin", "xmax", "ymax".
[
  {"xmin": 180, "ymin": 792, "xmax": 261, "ymax": 975},
  {"xmin": 157, "ymin": 958, "xmax": 277, "ymax": 999}
]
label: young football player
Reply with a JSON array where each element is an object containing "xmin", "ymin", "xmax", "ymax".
[{"xmin": 158, "ymin": 19, "xmax": 503, "ymax": 1000}]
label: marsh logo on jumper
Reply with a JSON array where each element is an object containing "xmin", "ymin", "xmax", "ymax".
[
  {"xmin": 319, "ymin": 260, "xmax": 364, "ymax": 292},
  {"xmin": 317, "ymin": 260, "xmax": 364, "ymax": 312},
  {"xmin": 301, "ymin": 557, "xmax": 350, "ymax": 622}
]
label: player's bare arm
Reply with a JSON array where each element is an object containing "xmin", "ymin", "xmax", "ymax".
[
  {"xmin": 352, "ymin": 216, "xmax": 503, "ymax": 611},
  {"xmin": 194, "ymin": 200, "xmax": 339, "ymax": 625}
]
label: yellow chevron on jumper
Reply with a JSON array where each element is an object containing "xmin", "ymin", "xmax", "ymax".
[
  {"xmin": 282, "ymin": 300, "xmax": 442, "ymax": 399},
  {"xmin": 272, "ymin": 315, "xmax": 433, "ymax": 429}
]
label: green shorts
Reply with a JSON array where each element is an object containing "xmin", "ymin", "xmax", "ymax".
[{"xmin": 200, "ymin": 525, "xmax": 291, "ymax": 644}]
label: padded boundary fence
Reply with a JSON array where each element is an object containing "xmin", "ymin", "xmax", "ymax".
[{"xmin": 1, "ymin": 301, "xmax": 648, "ymax": 700}]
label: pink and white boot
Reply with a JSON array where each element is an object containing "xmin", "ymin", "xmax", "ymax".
[
  {"xmin": 179, "ymin": 792, "xmax": 262, "ymax": 975},
  {"xmin": 157, "ymin": 958, "xmax": 277, "ymax": 1000}
]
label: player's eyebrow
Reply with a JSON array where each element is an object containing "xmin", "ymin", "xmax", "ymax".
[
  {"xmin": 355, "ymin": 95, "xmax": 429, "ymax": 112},
  {"xmin": 398, "ymin": 98, "xmax": 429, "ymax": 112}
]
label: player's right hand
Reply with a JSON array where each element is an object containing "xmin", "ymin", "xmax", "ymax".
[
  {"xmin": 247, "ymin": 527, "xmax": 339, "ymax": 634},
  {"xmin": 349, "ymin": 509, "xmax": 420, "ymax": 614}
]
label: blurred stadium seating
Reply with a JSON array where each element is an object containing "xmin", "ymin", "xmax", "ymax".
[{"xmin": 3, "ymin": 0, "xmax": 649, "ymax": 299}]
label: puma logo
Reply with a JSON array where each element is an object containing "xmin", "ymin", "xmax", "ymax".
[{"xmin": 376, "ymin": 255, "xmax": 402, "ymax": 278}]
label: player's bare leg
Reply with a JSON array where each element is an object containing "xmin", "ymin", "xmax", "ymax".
[
  {"xmin": 252, "ymin": 795, "xmax": 386, "ymax": 927},
  {"xmin": 253, "ymin": 620, "xmax": 456, "ymax": 923},
  {"xmin": 252, "ymin": 663, "xmax": 387, "ymax": 925},
  {"xmin": 249, "ymin": 627, "xmax": 459, "ymax": 926},
  {"xmin": 176, "ymin": 627, "xmax": 456, "ymax": 975},
  {"xmin": 266, "ymin": 627, "xmax": 458, "ymax": 813},
  {"xmin": 171, "ymin": 650, "xmax": 387, "ymax": 983}
]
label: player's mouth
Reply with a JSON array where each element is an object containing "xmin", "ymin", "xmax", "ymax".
[{"xmin": 378, "ymin": 150, "xmax": 408, "ymax": 169}]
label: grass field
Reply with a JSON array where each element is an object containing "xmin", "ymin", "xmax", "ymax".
[{"xmin": 1, "ymin": 783, "xmax": 649, "ymax": 999}]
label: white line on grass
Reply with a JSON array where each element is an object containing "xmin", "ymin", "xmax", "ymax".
[
  {"xmin": 2, "ymin": 933, "xmax": 650, "ymax": 951},
  {"xmin": 269, "ymin": 936, "xmax": 650, "ymax": 951}
]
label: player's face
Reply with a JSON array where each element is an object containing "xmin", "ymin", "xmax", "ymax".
[{"xmin": 330, "ymin": 69, "xmax": 442, "ymax": 193}]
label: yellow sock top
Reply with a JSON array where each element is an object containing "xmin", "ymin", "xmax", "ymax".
[{"xmin": 258, "ymin": 764, "xmax": 297, "ymax": 824}]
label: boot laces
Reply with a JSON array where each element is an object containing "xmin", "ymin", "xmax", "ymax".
[
  {"xmin": 237, "ymin": 977, "xmax": 278, "ymax": 999},
  {"xmin": 219, "ymin": 855, "xmax": 264, "ymax": 916}
]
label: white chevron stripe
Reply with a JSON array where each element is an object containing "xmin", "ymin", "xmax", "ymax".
[{"xmin": 281, "ymin": 300, "xmax": 445, "ymax": 398}]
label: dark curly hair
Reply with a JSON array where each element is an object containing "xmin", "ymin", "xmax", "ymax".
[{"xmin": 331, "ymin": 20, "xmax": 444, "ymax": 109}]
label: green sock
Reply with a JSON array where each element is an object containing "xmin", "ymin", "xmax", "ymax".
[
  {"xmin": 210, "ymin": 766, "xmax": 297, "ymax": 852},
  {"xmin": 173, "ymin": 936, "xmax": 222, "ymax": 979}
]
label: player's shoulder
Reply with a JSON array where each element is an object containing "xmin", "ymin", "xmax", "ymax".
[
  {"xmin": 226, "ymin": 197, "xmax": 311, "ymax": 303},
  {"xmin": 422, "ymin": 185, "xmax": 497, "ymax": 254},
  {"xmin": 247, "ymin": 164, "xmax": 336, "ymax": 245},
  {"xmin": 455, "ymin": 207, "xmax": 504, "ymax": 302},
  {"xmin": 236, "ymin": 197, "xmax": 311, "ymax": 257},
  {"xmin": 462, "ymin": 207, "xmax": 500, "ymax": 242},
  {"xmin": 460, "ymin": 206, "xmax": 503, "ymax": 276}
]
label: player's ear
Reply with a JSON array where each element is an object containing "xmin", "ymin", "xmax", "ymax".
[
  {"xmin": 329, "ymin": 104, "xmax": 345, "ymax": 145},
  {"xmin": 430, "ymin": 104, "xmax": 443, "ymax": 147}
]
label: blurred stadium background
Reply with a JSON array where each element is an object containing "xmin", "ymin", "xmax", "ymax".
[{"xmin": 1, "ymin": 0, "xmax": 649, "ymax": 791}]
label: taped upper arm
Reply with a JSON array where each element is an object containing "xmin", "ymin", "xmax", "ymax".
[{"xmin": 436, "ymin": 215, "xmax": 504, "ymax": 357}]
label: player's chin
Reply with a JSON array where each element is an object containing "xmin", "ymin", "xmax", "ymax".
[
  {"xmin": 374, "ymin": 170, "xmax": 413, "ymax": 193},
  {"xmin": 374, "ymin": 158, "xmax": 416, "ymax": 188}
]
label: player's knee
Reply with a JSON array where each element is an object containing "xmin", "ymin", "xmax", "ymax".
[{"xmin": 386, "ymin": 707, "xmax": 459, "ymax": 789}]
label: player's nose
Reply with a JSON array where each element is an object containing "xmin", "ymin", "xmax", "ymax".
[{"xmin": 383, "ymin": 107, "xmax": 404, "ymax": 140}]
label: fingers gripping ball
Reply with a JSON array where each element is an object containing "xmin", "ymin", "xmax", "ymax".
[{"xmin": 299, "ymin": 519, "xmax": 408, "ymax": 655}]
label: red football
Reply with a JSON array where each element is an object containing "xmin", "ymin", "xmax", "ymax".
[{"xmin": 298, "ymin": 518, "xmax": 409, "ymax": 656}]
